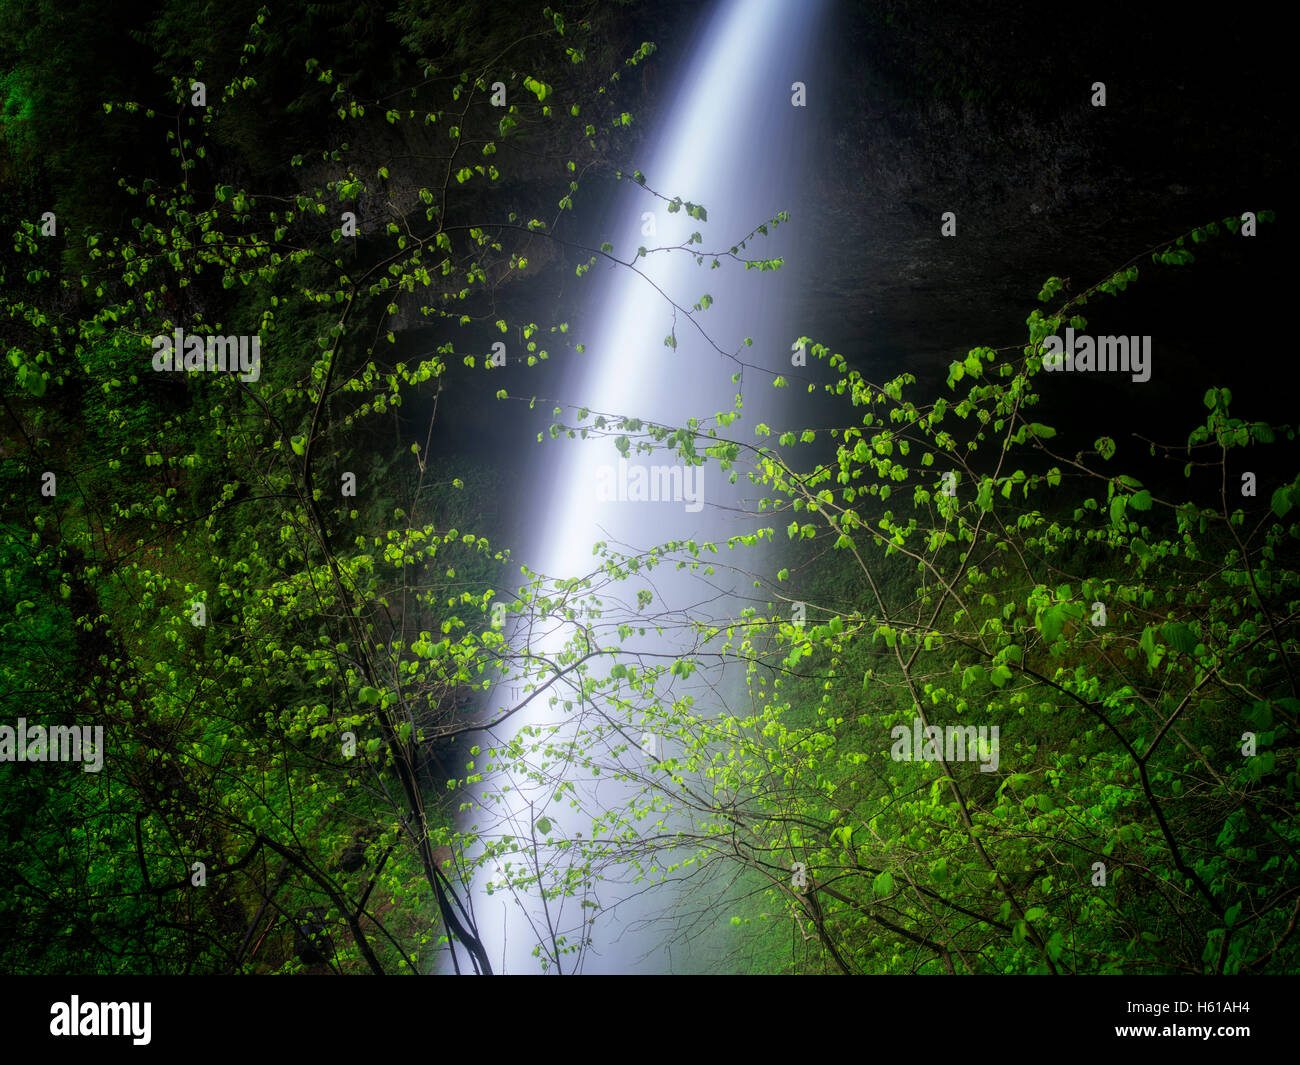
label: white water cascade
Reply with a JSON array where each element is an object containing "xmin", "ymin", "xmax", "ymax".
[{"xmin": 441, "ymin": 0, "xmax": 832, "ymax": 975}]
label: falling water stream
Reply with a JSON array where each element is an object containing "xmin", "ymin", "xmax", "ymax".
[{"xmin": 439, "ymin": 0, "xmax": 833, "ymax": 974}]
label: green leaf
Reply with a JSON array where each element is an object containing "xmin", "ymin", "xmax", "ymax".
[
  {"xmin": 1047, "ymin": 932, "xmax": 1065, "ymax": 961},
  {"xmin": 1160, "ymin": 621, "xmax": 1197, "ymax": 654},
  {"xmin": 1246, "ymin": 701, "xmax": 1273, "ymax": 729},
  {"xmin": 1140, "ymin": 625, "xmax": 1158, "ymax": 662},
  {"xmin": 873, "ymin": 871, "xmax": 895, "ymax": 897},
  {"xmin": 1130, "ymin": 490, "xmax": 1152, "ymax": 511},
  {"xmin": 1038, "ymin": 605, "xmax": 1066, "ymax": 644},
  {"xmin": 536, "ymin": 817, "xmax": 552, "ymax": 836},
  {"xmin": 290, "ymin": 435, "xmax": 307, "ymax": 456}
]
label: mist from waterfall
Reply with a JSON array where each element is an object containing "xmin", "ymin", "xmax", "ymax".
[{"xmin": 441, "ymin": 0, "xmax": 833, "ymax": 975}]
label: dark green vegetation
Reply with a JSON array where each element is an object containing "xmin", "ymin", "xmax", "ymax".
[
  {"xmin": 0, "ymin": 0, "xmax": 652, "ymax": 974},
  {"xmin": 709, "ymin": 227, "xmax": 1299, "ymax": 973},
  {"xmin": 550, "ymin": 211, "xmax": 1298, "ymax": 975},
  {"xmin": 2, "ymin": 0, "xmax": 1295, "ymax": 975}
]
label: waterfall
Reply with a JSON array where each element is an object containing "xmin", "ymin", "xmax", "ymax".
[{"xmin": 442, "ymin": 0, "xmax": 831, "ymax": 975}]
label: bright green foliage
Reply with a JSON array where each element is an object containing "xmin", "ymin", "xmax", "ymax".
[
  {"xmin": 0, "ymin": 1, "xmax": 650, "ymax": 974},
  {"xmin": 0, "ymin": 0, "xmax": 1292, "ymax": 979},
  {"xmin": 527, "ymin": 215, "xmax": 1297, "ymax": 975}
]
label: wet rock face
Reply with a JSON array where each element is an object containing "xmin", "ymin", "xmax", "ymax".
[{"xmin": 792, "ymin": 0, "xmax": 1289, "ymax": 392}]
